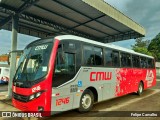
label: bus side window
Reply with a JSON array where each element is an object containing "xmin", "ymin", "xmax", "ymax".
[
  {"xmin": 121, "ymin": 52, "xmax": 126, "ymax": 67},
  {"xmin": 83, "ymin": 45, "xmax": 94, "ymax": 65},
  {"xmin": 53, "ymin": 52, "xmax": 75, "ymax": 87},
  {"xmin": 105, "ymin": 48, "xmax": 112, "ymax": 67},
  {"xmin": 112, "ymin": 51, "xmax": 120, "ymax": 67},
  {"xmin": 140, "ymin": 57, "xmax": 147, "ymax": 68},
  {"xmin": 132, "ymin": 55, "xmax": 140, "ymax": 68},
  {"xmin": 127, "ymin": 54, "xmax": 132, "ymax": 67},
  {"xmin": 148, "ymin": 58, "xmax": 154, "ymax": 68},
  {"xmin": 94, "ymin": 47, "xmax": 103, "ymax": 65},
  {"xmin": 64, "ymin": 53, "xmax": 75, "ymax": 73},
  {"xmin": 55, "ymin": 52, "xmax": 75, "ymax": 73},
  {"xmin": 120, "ymin": 52, "xmax": 131, "ymax": 67}
]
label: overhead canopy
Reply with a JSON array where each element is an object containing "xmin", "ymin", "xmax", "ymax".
[{"xmin": 0, "ymin": 0, "xmax": 145, "ymax": 42}]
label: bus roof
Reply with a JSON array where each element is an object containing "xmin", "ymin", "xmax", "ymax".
[{"xmin": 55, "ymin": 35, "xmax": 153, "ymax": 59}]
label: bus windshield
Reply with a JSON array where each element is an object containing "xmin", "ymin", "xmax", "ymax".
[{"xmin": 14, "ymin": 42, "xmax": 53, "ymax": 82}]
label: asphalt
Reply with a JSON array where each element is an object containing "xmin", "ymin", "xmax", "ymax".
[{"xmin": 0, "ymin": 84, "xmax": 8, "ymax": 92}]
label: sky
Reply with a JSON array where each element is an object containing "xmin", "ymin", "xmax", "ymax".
[
  {"xmin": 0, "ymin": 0, "xmax": 160, "ymax": 55},
  {"xmin": 105, "ymin": 0, "xmax": 160, "ymax": 47}
]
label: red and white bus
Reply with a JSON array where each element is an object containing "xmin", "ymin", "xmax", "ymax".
[{"xmin": 12, "ymin": 35, "xmax": 156, "ymax": 116}]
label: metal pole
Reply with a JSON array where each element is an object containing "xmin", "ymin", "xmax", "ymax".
[{"xmin": 7, "ymin": 14, "xmax": 19, "ymax": 99}]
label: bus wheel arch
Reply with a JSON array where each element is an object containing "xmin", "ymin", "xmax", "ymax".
[
  {"xmin": 137, "ymin": 81, "xmax": 144, "ymax": 96},
  {"xmin": 78, "ymin": 87, "xmax": 97, "ymax": 113},
  {"xmin": 86, "ymin": 87, "xmax": 98, "ymax": 103}
]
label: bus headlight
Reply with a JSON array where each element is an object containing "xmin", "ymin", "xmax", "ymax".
[
  {"xmin": 29, "ymin": 91, "xmax": 44, "ymax": 101},
  {"xmin": 29, "ymin": 94, "xmax": 35, "ymax": 100},
  {"xmin": 36, "ymin": 92, "xmax": 41, "ymax": 98}
]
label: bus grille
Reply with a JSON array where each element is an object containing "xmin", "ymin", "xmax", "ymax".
[{"xmin": 12, "ymin": 92, "xmax": 29, "ymax": 102}]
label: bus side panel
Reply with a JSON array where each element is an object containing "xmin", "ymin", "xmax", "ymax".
[
  {"xmin": 51, "ymin": 88, "xmax": 74, "ymax": 114},
  {"xmin": 73, "ymin": 67, "xmax": 117, "ymax": 103},
  {"xmin": 115, "ymin": 68, "xmax": 141, "ymax": 96},
  {"xmin": 51, "ymin": 67, "xmax": 156, "ymax": 114},
  {"xmin": 72, "ymin": 68, "xmax": 103, "ymax": 108},
  {"xmin": 115, "ymin": 68, "xmax": 156, "ymax": 96},
  {"xmin": 51, "ymin": 67, "xmax": 101, "ymax": 113},
  {"xmin": 143, "ymin": 69, "xmax": 156, "ymax": 90}
]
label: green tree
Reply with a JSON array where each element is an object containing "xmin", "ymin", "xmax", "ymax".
[
  {"xmin": 148, "ymin": 33, "xmax": 160, "ymax": 61},
  {"xmin": 132, "ymin": 38, "xmax": 152, "ymax": 56}
]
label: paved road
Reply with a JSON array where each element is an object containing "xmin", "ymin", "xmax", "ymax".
[{"xmin": 0, "ymin": 84, "xmax": 8, "ymax": 92}]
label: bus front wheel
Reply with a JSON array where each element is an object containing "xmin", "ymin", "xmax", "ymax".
[
  {"xmin": 78, "ymin": 89, "xmax": 94, "ymax": 113},
  {"xmin": 137, "ymin": 82, "xmax": 143, "ymax": 96}
]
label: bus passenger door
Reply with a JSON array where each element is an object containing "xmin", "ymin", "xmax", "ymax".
[{"xmin": 51, "ymin": 52, "xmax": 76, "ymax": 113}]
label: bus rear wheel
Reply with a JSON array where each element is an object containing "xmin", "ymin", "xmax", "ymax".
[
  {"xmin": 78, "ymin": 89, "xmax": 94, "ymax": 113},
  {"xmin": 137, "ymin": 82, "xmax": 143, "ymax": 96}
]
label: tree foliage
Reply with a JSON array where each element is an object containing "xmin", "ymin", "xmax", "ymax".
[
  {"xmin": 132, "ymin": 33, "xmax": 160, "ymax": 62},
  {"xmin": 148, "ymin": 33, "xmax": 160, "ymax": 61},
  {"xmin": 131, "ymin": 38, "xmax": 152, "ymax": 56}
]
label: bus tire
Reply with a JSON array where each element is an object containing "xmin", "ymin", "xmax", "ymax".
[
  {"xmin": 78, "ymin": 89, "xmax": 94, "ymax": 113},
  {"xmin": 137, "ymin": 82, "xmax": 143, "ymax": 96}
]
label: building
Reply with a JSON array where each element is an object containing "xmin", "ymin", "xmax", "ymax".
[{"xmin": 0, "ymin": 55, "xmax": 8, "ymax": 62}]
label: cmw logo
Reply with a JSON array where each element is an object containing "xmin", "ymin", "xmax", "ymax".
[{"xmin": 146, "ymin": 70, "xmax": 154, "ymax": 87}]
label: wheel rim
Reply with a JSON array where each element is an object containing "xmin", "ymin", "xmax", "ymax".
[
  {"xmin": 139, "ymin": 84, "xmax": 143, "ymax": 93},
  {"xmin": 82, "ymin": 94, "xmax": 92, "ymax": 109}
]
